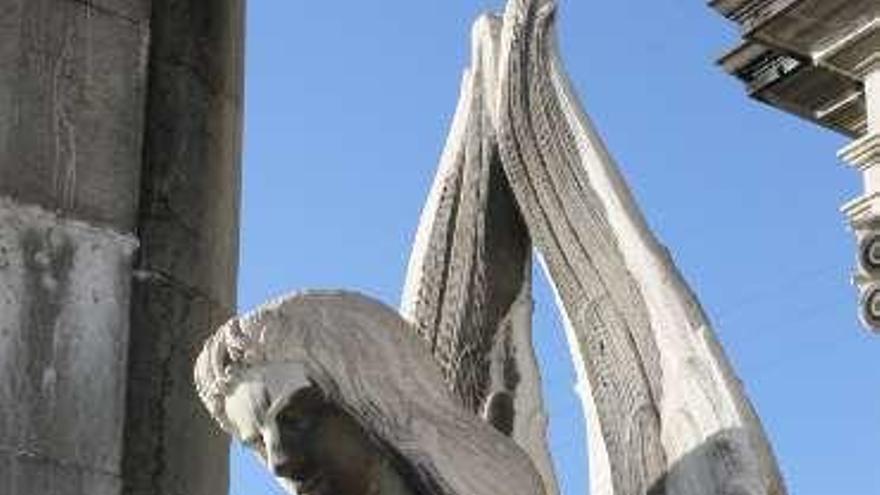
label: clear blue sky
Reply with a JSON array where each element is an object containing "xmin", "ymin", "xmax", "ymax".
[{"xmin": 232, "ymin": 1, "xmax": 879, "ymax": 494}]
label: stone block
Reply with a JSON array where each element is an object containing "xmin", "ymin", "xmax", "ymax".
[
  {"xmin": 0, "ymin": 199, "xmax": 137, "ymax": 480},
  {"xmin": 0, "ymin": 0, "xmax": 149, "ymax": 231}
]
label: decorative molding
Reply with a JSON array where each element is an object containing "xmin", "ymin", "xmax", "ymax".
[
  {"xmin": 858, "ymin": 281, "xmax": 880, "ymax": 331},
  {"xmin": 842, "ymin": 191, "xmax": 880, "ymax": 226},
  {"xmin": 839, "ymin": 133, "xmax": 880, "ymax": 172}
]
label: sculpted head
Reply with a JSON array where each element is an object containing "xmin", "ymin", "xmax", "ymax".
[
  {"xmin": 195, "ymin": 291, "xmax": 546, "ymax": 495},
  {"xmin": 222, "ymin": 374, "xmax": 410, "ymax": 495}
]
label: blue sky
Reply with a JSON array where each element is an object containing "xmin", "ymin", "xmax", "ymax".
[{"xmin": 232, "ymin": 1, "xmax": 879, "ymax": 494}]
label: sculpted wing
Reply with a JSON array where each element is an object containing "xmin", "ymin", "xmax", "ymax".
[{"xmin": 399, "ymin": 14, "xmax": 559, "ymax": 495}]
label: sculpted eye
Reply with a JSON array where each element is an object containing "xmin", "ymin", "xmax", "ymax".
[{"xmin": 278, "ymin": 409, "xmax": 314, "ymax": 435}]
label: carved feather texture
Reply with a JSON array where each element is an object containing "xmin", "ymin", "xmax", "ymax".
[
  {"xmin": 491, "ymin": 1, "xmax": 786, "ymax": 494},
  {"xmin": 406, "ymin": 30, "xmax": 531, "ymax": 414}
]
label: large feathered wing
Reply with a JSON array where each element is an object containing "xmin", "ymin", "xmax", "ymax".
[{"xmin": 400, "ymin": 13, "xmax": 559, "ymax": 495}]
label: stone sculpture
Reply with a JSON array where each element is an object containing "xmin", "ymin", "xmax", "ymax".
[
  {"xmin": 194, "ymin": 291, "xmax": 546, "ymax": 495},
  {"xmin": 196, "ymin": 1, "xmax": 788, "ymax": 494}
]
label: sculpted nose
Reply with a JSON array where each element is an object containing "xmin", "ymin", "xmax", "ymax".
[
  {"xmin": 269, "ymin": 449, "xmax": 307, "ymax": 481},
  {"xmin": 269, "ymin": 446, "xmax": 302, "ymax": 479},
  {"xmin": 266, "ymin": 442, "xmax": 291, "ymax": 473},
  {"xmin": 268, "ymin": 441, "xmax": 307, "ymax": 481}
]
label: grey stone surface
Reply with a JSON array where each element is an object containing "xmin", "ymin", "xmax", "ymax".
[
  {"xmin": 121, "ymin": 2, "xmax": 244, "ymax": 495},
  {"xmin": 123, "ymin": 279, "xmax": 231, "ymax": 495},
  {"xmin": 0, "ymin": 449, "xmax": 122, "ymax": 495},
  {"xmin": 148, "ymin": 0, "xmax": 245, "ymax": 100},
  {"xmin": 134, "ymin": 0, "xmax": 243, "ymax": 309},
  {"xmin": 135, "ymin": 76, "xmax": 241, "ymax": 308},
  {"xmin": 0, "ymin": 1, "xmax": 244, "ymax": 495},
  {"xmin": 0, "ymin": 199, "xmax": 137, "ymax": 490},
  {"xmin": 0, "ymin": 0, "xmax": 149, "ymax": 231},
  {"xmin": 79, "ymin": 0, "xmax": 151, "ymax": 23}
]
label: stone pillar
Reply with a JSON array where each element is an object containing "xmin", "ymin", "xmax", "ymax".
[
  {"xmin": 0, "ymin": 1, "xmax": 150, "ymax": 494},
  {"xmin": 840, "ymin": 58, "xmax": 880, "ymax": 330},
  {"xmin": 0, "ymin": 1, "xmax": 244, "ymax": 495},
  {"xmin": 121, "ymin": 2, "xmax": 244, "ymax": 495}
]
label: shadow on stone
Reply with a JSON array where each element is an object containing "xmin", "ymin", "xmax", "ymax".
[{"xmin": 649, "ymin": 428, "xmax": 784, "ymax": 495}]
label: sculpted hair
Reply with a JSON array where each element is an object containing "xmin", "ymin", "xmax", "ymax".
[{"xmin": 194, "ymin": 290, "xmax": 546, "ymax": 495}]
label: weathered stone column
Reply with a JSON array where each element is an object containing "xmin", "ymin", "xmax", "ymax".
[
  {"xmin": 0, "ymin": 1, "xmax": 149, "ymax": 494},
  {"xmin": 0, "ymin": 1, "xmax": 244, "ymax": 495},
  {"xmin": 121, "ymin": 1, "xmax": 244, "ymax": 495}
]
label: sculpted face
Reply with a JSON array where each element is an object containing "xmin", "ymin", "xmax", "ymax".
[{"xmin": 224, "ymin": 380, "xmax": 412, "ymax": 495}]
